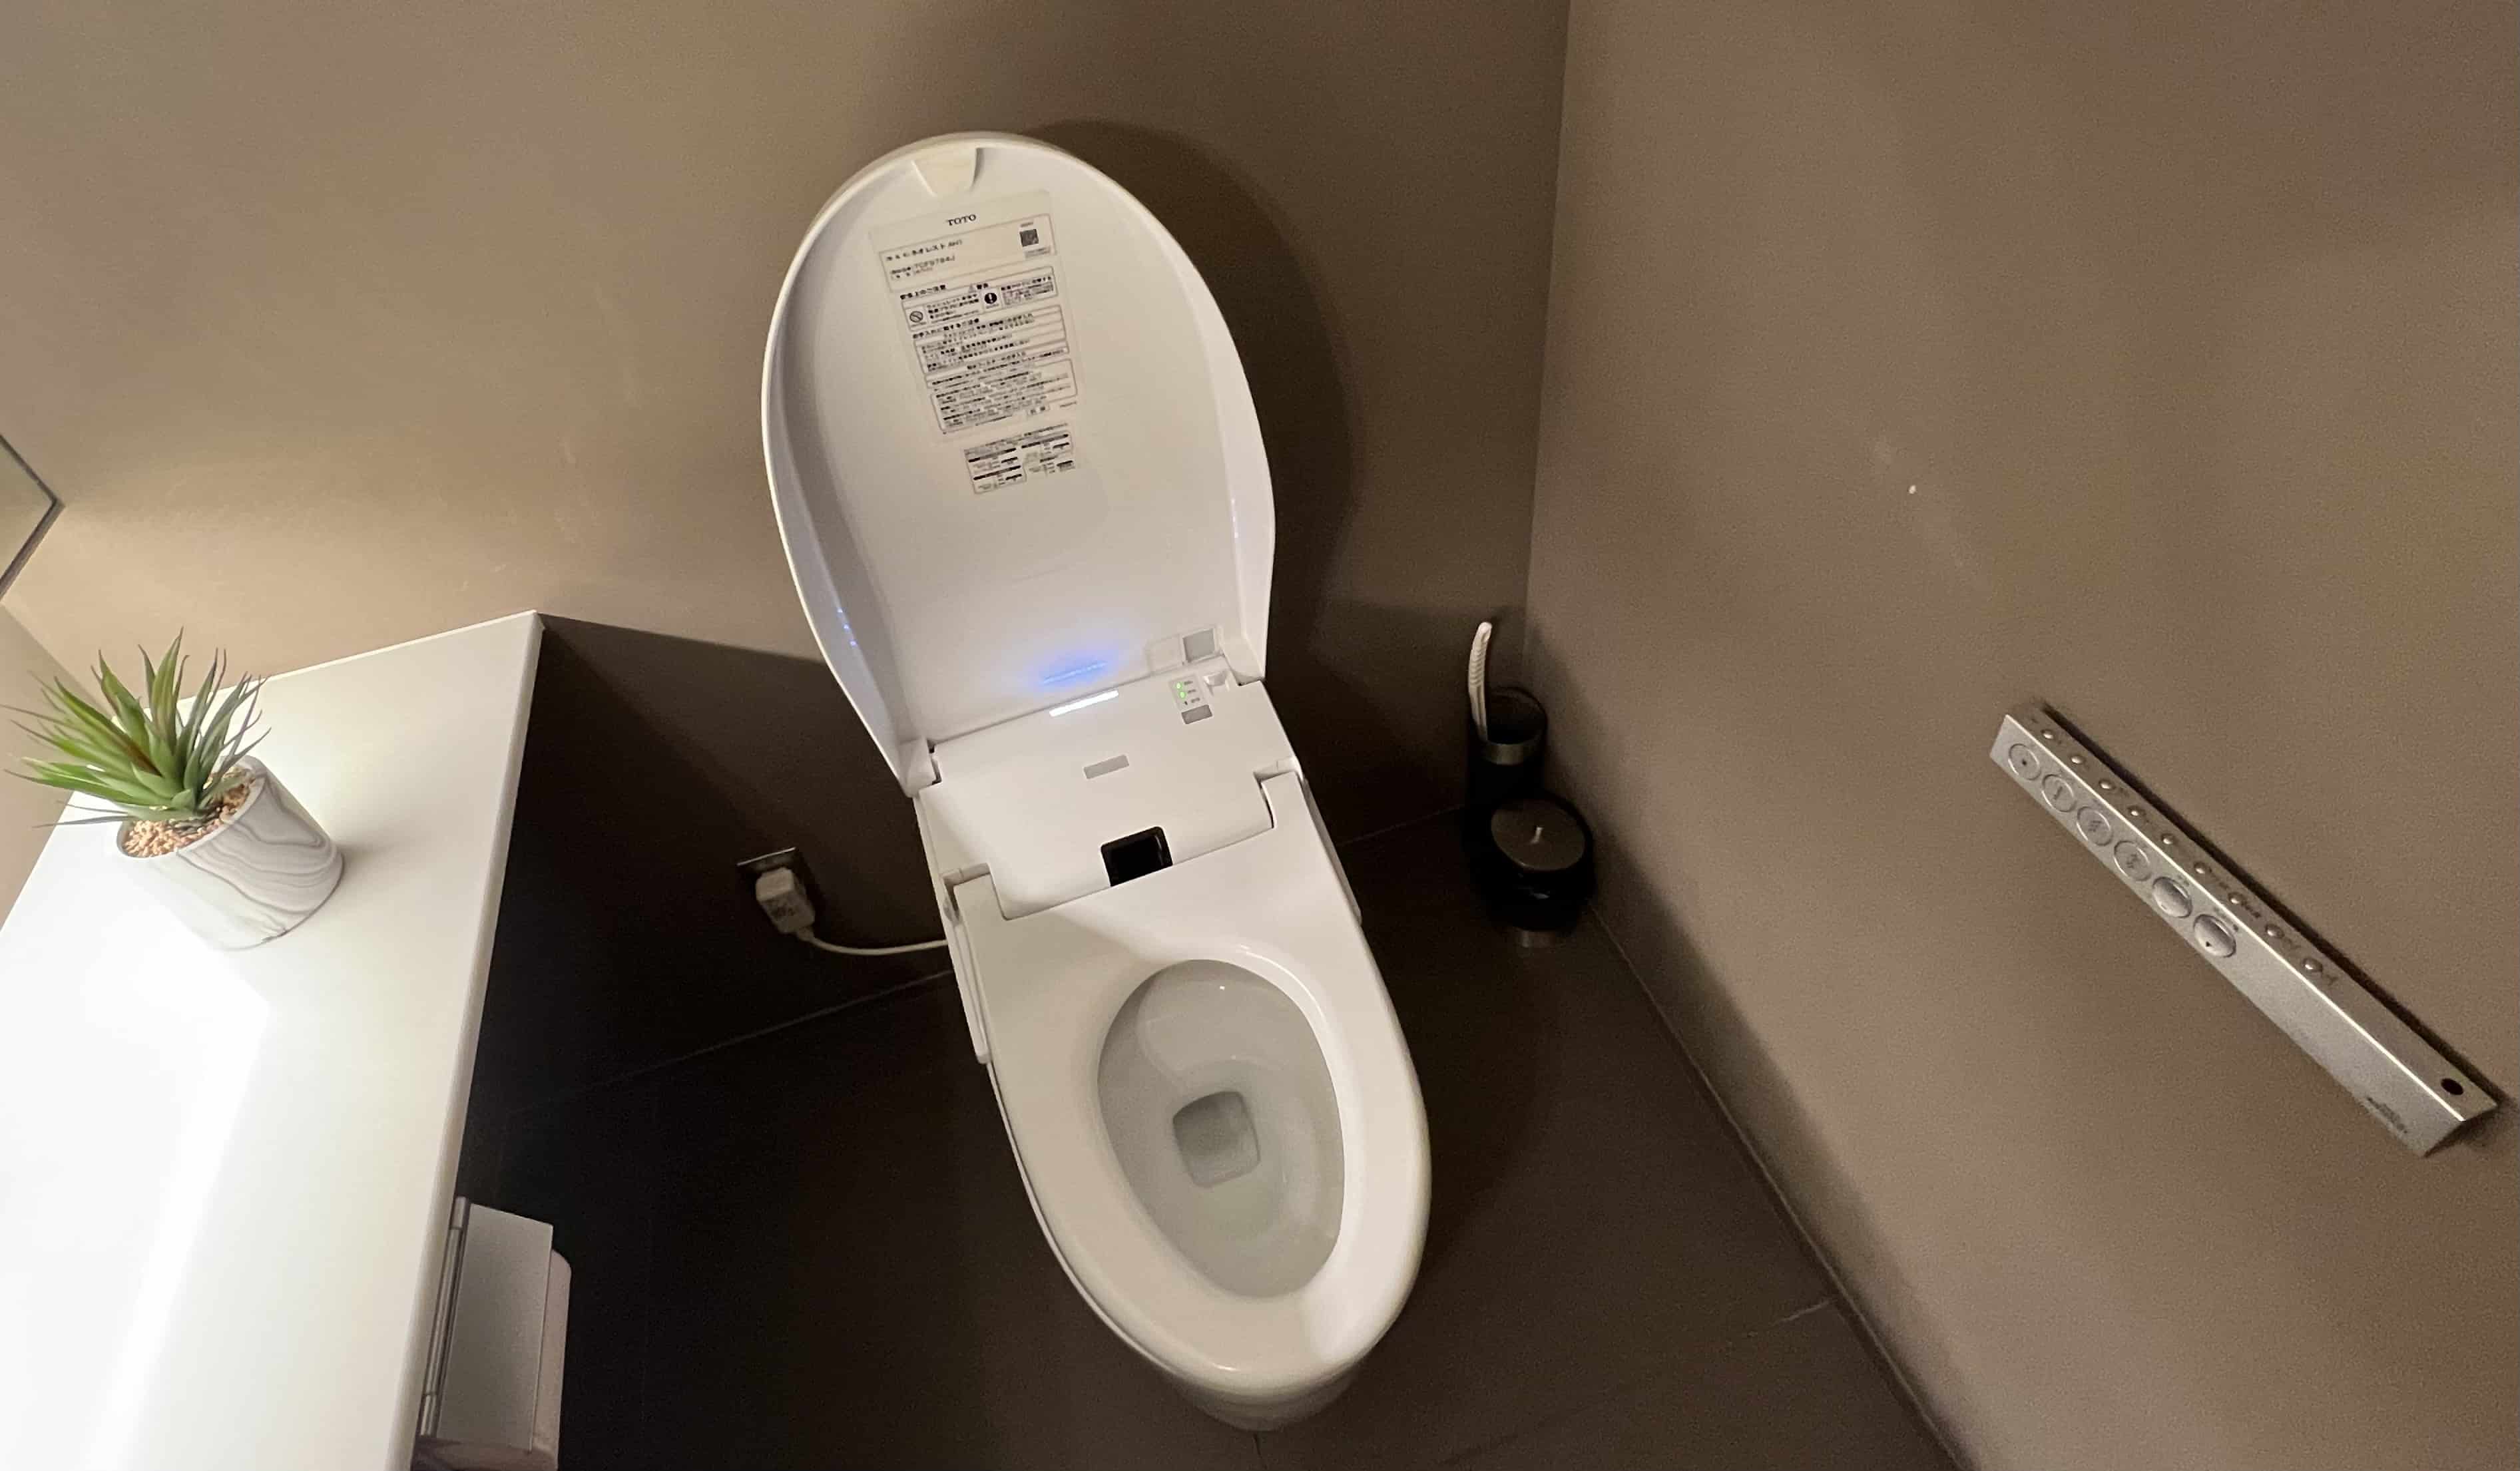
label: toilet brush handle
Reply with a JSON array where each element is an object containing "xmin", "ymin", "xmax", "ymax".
[{"xmin": 1467, "ymin": 621, "xmax": 1493, "ymax": 741}]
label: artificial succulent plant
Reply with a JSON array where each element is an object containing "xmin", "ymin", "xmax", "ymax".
[{"xmin": 12, "ymin": 635, "xmax": 266, "ymax": 829}]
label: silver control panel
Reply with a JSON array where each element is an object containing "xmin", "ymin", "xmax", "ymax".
[{"xmin": 1991, "ymin": 705, "xmax": 2493, "ymax": 1154}]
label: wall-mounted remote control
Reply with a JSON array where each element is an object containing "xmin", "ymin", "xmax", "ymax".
[{"xmin": 1991, "ymin": 704, "xmax": 2492, "ymax": 1154}]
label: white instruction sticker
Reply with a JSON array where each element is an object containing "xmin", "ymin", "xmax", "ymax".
[
  {"xmin": 874, "ymin": 192, "xmax": 1080, "ymax": 438},
  {"xmin": 961, "ymin": 421, "xmax": 1080, "ymax": 494}
]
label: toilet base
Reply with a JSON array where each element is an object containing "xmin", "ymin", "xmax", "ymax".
[{"xmin": 1167, "ymin": 1365, "xmax": 1358, "ymax": 1430}]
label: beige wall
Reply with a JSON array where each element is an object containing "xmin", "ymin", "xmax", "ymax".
[
  {"xmin": 0, "ymin": 608, "xmax": 71, "ymax": 906},
  {"xmin": 0, "ymin": 0, "xmax": 1565, "ymax": 835},
  {"xmin": 1528, "ymin": 2, "xmax": 2516, "ymax": 1468}
]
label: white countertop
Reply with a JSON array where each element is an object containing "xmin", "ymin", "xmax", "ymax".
[{"xmin": 0, "ymin": 612, "xmax": 541, "ymax": 1471}]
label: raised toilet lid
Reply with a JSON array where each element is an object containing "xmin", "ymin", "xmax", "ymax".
[{"xmin": 762, "ymin": 132, "xmax": 1276, "ymax": 791}]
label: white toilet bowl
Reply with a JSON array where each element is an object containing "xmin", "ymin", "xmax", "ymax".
[
  {"xmin": 759, "ymin": 131, "xmax": 1431, "ymax": 1424},
  {"xmin": 959, "ymin": 767, "xmax": 1427, "ymax": 1426}
]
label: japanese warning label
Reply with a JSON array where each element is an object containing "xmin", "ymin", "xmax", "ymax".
[
  {"xmin": 875, "ymin": 192, "xmax": 1081, "ymax": 440},
  {"xmin": 961, "ymin": 421, "xmax": 1079, "ymax": 494}
]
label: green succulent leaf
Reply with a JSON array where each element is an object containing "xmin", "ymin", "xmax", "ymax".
[
  {"xmin": 101, "ymin": 656, "xmax": 179, "ymax": 779},
  {"xmin": 22, "ymin": 763, "xmax": 155, "ymax": 807},
  {"xmin": 11, "ymin": 720, "xmax": 116, "ymax": 770},
  {"xmin": 39, "ymin": 682, "xmax": 151, "ymax": 771},
  {"xmin": 43, "ymin": 813, "xmax": 136, "ymax": 829},
  {"xmin": 93, "ymin": 658, "xmax": 146, "ymax": 730},
  {"xmin": 144, "ymin": 636, "xmax": 184, "ymax": 747},
  {"xmin": 176, "ymin": 653, "xmax": 224, "ymax": 791},
  {"xmin": 195, "ymin": 680, "xmax": 256, "ymax": 777}
]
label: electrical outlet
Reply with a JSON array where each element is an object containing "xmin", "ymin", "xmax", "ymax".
[
  {"xmin": 739, "ymin": 847, "xmax": 812, "ymax": 904},
  {"xmin": 736, "ymin": 847, "xmax": 804, "ymax": 883},
  {"xmin": 740, "ymin": 848, "xmax": 821, "ymax": 937}
]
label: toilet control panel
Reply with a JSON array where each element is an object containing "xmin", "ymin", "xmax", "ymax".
[{"xmin": 1991, "ymin": 704, "xmax": 2493, "ymax": 1154}]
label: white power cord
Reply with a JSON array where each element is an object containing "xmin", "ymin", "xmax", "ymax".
[
  {"xmin": 754, "ymin": 867, "xmax": 949, "ymax": 956},
  {"xmin": 796, "ymin": 930, "xmax": 947, "ymax": 956}
]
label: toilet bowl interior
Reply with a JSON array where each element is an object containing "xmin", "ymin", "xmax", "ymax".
[
  {"xmin": 1097, "ymin": 957, "xmax": 1344, "ymax": 1297},
  {"xmin": 953, "ymin": 770, "xmax": 1430, "ymax": 1396}
]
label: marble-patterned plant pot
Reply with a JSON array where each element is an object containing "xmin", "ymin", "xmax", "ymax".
[{"xmin": 119, "ymin": 756, "xmax": 344, "ymax": 949}]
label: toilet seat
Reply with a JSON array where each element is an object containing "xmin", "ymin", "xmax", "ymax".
[{"xmin": 955, "ymin": 771, "xmax": 1428, "ymax": 1402}]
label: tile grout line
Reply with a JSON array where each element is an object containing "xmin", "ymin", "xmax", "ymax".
[
  {"xmin": 495, "ymin": 966, "xmax": 955, "ymax": 1128},
  {"xmin": 1433, "ymin": 1327, "xmax": 1765, "ymax": 1471},
  {"xmin": 1583, "ymin": 901, "xmax": 1971, "ymax": 1470},
  {"xmin": 1431, "ymin": 1293, "xmax": 1872, "ymax": 1469},
  {"xmin": 1333, "ymin": 800, "xmax": 1464, "ymax": 853}
]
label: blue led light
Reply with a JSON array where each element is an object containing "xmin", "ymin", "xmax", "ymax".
[{"xmin": 1038, "ymin": 656, "xmax": 1111, "ymax": 688}]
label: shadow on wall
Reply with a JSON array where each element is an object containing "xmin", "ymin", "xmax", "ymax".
[
  {"xmin": 0, "ymin": 607, "xmax": 71, "ymax": 907},
  {"xmin": 1035, "ymin": 122, "xmax": 1466, "ymax": 835},
  {"xmin": 466, "ymin": 617, "xmax": 941, "ymax": 1132}
]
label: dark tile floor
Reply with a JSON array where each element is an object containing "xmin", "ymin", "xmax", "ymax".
[{"xmin": 466, "ymin": 816, "xmax": 1952, "ymax": 1470}]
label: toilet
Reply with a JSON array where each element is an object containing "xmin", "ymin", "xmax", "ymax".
[{"xmin": 759, "ymin": 132, "xmax": 1431, "ymax": 1428}]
